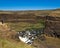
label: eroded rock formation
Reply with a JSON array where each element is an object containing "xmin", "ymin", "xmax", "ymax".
[{"xmin": 44, "ymin": 16, "xmax": 60, "ymax": 38}]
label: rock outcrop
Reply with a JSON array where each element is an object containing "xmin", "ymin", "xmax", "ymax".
[
  {"xmin": 44, "ymin": 16, "xmax": 60, "ymax": 38},
  {"xmin": 0, "ymin": 13, "xmax": 36, "ymax": 23}
]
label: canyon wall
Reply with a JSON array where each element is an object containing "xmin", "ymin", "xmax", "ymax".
[
  {"xmin": 44, "ymin": 16, "xmax": 60, "ymax": 38},
  {"xmin": 0, "ymin": 13, "xmax": 36, "ymax": 23},
  {"xmin": 0, "ymin": 13, "xmax": 60, "ymax": 38}
]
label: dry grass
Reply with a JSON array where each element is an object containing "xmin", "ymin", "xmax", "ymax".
[
  {"xmin": 0, "ymin": 37, "xmax": 34, "ymax": 48},
  {"xmin": 44, "ymin": 36, "xmax": 60, "ymax": 48}
]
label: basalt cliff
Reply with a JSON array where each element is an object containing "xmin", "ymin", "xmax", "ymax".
[{"xmin": 0, "ymin": 9, "xmax": 60, "ymax": 38}]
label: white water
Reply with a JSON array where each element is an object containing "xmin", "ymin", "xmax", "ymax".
[{"xmin": 19, "ymin": 36, "xmax": 32, "ymax": 43}]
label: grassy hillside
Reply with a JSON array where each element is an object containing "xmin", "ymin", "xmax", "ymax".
[
  {"xmin": 0, "ymin": 37, "xmax": 34, "ymax": 48},
  {"xmin": 7, "ymin": 22, "xmax": 44, "ymax": 31}
]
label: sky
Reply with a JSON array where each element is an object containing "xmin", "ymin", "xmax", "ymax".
[{"xmin": 0, "ymin": 0, "xmax": 60, "ymax": 10}]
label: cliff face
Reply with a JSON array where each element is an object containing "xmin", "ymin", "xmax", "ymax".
[
  {"xmin": 0, "ymin": 10, "xmax": 60, "ymax": 38},
  {"xmin": 0, "ymin": 13, "xmax": 36, "ymax": 23},
  {"xmin": 44, "ymin": 16, "xmax": 60, "ymax": 38}
]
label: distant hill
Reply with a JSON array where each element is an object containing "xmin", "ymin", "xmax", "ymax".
[
  {"xmin": 52, "ymin": 8, "xmax": 60, "ymax": 11},
  {"xmin": 0, "ymin": 8, "xmax": 60, "ymax": 17}
]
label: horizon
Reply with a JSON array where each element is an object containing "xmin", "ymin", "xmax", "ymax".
[
  {"xmin": 0, "ymin": 8, "xmax": 60, "ymax": 11},
  {"xmin": 0, "ymin": 0, "xmax": 60, "ymax": 11},
  {"xmin": 0, "ymin": 8, "xmax": 59, "ymax": 11}
]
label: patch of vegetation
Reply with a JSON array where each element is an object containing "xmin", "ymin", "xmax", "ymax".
[
  {"xmin": 7, "ymin": 21, "xmax": 44, "ymax": 31},
  {"xmin": 0, "ymin": 37, "xmax": 34, "ymax": 48}
]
